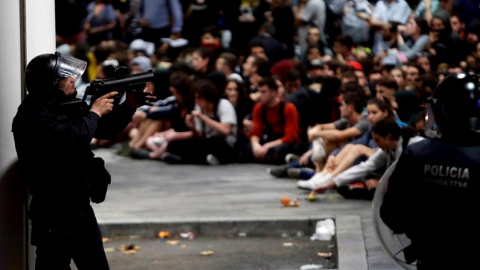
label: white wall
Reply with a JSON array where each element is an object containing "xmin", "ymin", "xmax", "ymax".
[{"xmin": 0, "ymin": 1, "xmax": 55, "ymax": 269}]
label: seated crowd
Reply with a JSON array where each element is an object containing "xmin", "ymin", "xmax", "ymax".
[{"xmin": 56, "ymin": 0, "xmax": 480, "ymax": 200}]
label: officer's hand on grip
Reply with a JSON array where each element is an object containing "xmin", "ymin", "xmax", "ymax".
[{"xmin": 90, "ymin": 91, "xmax": 117, "ymax": 117}]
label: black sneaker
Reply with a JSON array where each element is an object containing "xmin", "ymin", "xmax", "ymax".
[
  {"xmin": 267, "ymin": 164, "xmax": 289, "ymax": 178},
  {"xmin": 161, "ymin": 153, "xmax": 183, "ymax": 164}
]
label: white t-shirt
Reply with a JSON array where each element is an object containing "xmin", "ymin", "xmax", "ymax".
[{"xmin": 194, "ymin": 98, "xmax": 238, "ymax": 146}]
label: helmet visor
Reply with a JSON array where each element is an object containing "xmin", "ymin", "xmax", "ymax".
[{"xmin": 56, "ymin": 53, "xmax": 87, "ymax": 81}]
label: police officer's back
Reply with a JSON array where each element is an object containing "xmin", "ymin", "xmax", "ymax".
[{"xmin": 380, "ymin": 73, "xmax": 480, "ymax": 269}]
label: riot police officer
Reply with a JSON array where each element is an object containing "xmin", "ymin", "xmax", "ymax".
[
  {"xmin": 12, "ymin": 52, "xmax": 153, "ymax": 269},
  {"xmin": 380, "ymin": 73, "xmax": 480, "ymax": 269}
]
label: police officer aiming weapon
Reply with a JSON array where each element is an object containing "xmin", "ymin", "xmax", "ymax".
[
  {"xmin": 82, "ymin": 66, "xmax": 155, "ymax": 108},
  {"xmin": 12, "ymin": 51, "xmax": 155, "ymax": 269}
]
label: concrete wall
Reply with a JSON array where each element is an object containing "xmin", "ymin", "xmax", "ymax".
[{"xmin": 0, "ymin": 1, "xmax": 55, "ymax": 269}]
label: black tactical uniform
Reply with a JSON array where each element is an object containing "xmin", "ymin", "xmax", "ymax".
[
  {"xmin": 12, "ymin": 52, "xmax": 137, "ymax": 270},
  {"xmin": 380, "ymin": 73, "xmax": 480, "ymax": 269}
]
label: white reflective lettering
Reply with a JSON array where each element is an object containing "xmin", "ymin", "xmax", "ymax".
[
  {"xmin": 450, "ymin": 167, "xmax": 458, "ymax": 178},
  {"xmin": 424, "ymin": 164, "xmax": 431, "ymax": 174}
]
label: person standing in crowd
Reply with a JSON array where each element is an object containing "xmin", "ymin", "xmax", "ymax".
[
  {"xmin": 380, "ymin": 73, "xmax": 480, "ymax": 269},
  {"xmin": 12, "ymin": 52, "xmax": 154, "ymax": 269},
  {"xmin": 84, "ymin": 0, "xmax": 117, "ymax": 46},
  {"xmin": 135, "ymin": 0, "xmax": 184, "ymax": 48},
  {"xmin": 370, "ymin": 0, "xmax": 411, "ymax": 56},
  {"xmin": 55, "ymin": 0, "xmax": 88, "ymax": 45},
  {"xmin": 269, "ymin": 0, "xmax": 296, "ymax": 58},
  {"xmin": 295, "ymin": 0, "xmax": 327, "ymax": 57},
  {"xmin": 232, "ymin": 0, "xmax": 269, "ymax": 54}
]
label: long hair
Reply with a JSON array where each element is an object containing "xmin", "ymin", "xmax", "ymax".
[{"xmin": 367, "ymin": 97, "xmax": 395, "ymax": 120}]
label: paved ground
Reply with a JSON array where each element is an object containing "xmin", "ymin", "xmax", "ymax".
[{"xmin": 91, "ymin": 145, "xmax": 402, "ymax": 270}]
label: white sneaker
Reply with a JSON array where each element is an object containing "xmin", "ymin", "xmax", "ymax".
[
  {"xmin": 206, "ymin": 154, "xmax": 220, "ymax": 165},
  {"xmin": 285, "ymin": 153, "xmax": 300, "ymax": 163},
  {"xmin": 297, "ymin": 173, "xmax": 331, "ymax": 190}
]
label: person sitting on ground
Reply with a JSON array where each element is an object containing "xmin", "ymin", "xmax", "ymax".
[
  {"xmin": 306, "ymin": 89, "xmax": 369, "ymax": 174},
  {"xmin": 191, "ymin": 46, "xmax": 216, "ymax": 81},
  {"xmin": 242, "ymin": 54, "xmax": 271, "ymax": 101},
  {"xmin": 241, "ymin": 76, "xmax": 306, "ymax": 164},
  {"xmin": 395, "ymin": 15, "xmax": 430, "ymax": 61},
  {"xmin": 90, "ymin": 55, "xmax": 154, "ymax": 149},
  {"xmin": 215, "ymin": 52, "xmax": 243, "ymax": 83},
  {"xmin": 375, "ymin": 75, "xmax": 399, "ymax": 110},
  {"xmin": 267, "ymin": 75, "xmax": 342, "ymax": 178},
  {"xmin": 129, "ymin": 71, "xmax": 195, "ymax": 160},
  {"xmin": 309, "ymin": 118, "xmax": 424, "ymax": 199},
  {"xmin": 297, "ymin": 97, "xmax": 404, "ymax": 189},
  {"xmin": 222, "ymin": 78, "xmax": 255, "ymax": 159},
  {"xmin": 161, "ymin": 79, "xmax": 238, "ymax": 165}
]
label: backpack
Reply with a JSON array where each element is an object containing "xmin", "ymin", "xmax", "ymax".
[{"xmin": 261, "ymin": 101, "xmax": 285, "ymax": 143}]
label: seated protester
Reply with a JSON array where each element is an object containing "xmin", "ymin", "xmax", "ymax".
[
  {"xmin": 297, "ymin": 97, "xmax": 403, "ymax": 188},
  {"xmin": 215, "ymin": 52, "xmax": 243, "ymax": 83},
  {"xmin": 312, "ymin": 118, "xmax": 424, "ymax": 199},
  {"xmin": 403, "ymin": 62, "xmax": 423, "ymax": 91},
  {"xmin": 162, "ymin": 79, "xmax": 238, "ymax": 165},
  {"xmin": 375, "ymin": 75, "xmax": 399, "ymax": 110},
  {"xmin": 301, "ymin": 59, "xmax": 326, "ymax": 86},
  {"xmin": 241, "ymin": 76, "xmax": 307, "ymax": 165},
  {"xmin": 287, "ymin": 75, "xmax": 341, "ymax": 143},
  {"xmin": 248, "ymin": 22, "xmax": 286, "ymax": 63},
  {"xmin": 199, "ymin": 25, "xmax": 225, "ymax": 61},
  {"xmin": 128, "ymin": 71, "xmax": 175, "ymax": 152},
  {"xmin": 429, "ymin": 10, "xmax": 466, "ymax": 69},
  {"xmin": 306, "ymin": 89, "xmax": 369, "ymax": 174},
  {"xmin": 130, "ymin": 71, "xmax": 195, "ymax": 159},
  {"xmin": 395, "ymin": 16, "xmax": 430, "ymax": 61},
  {"xmin": 242, "ymin": 54, "xmax": 271, "ymax": 100},
  {"xmin": 191, "ymin": 47, "xmax": 216, "ymax": 81},
  {"xmin": 91, "ymin": 56, "xmax": 154, "ymax": 149},
  {"xmin": 300, "ymin": 25, "xmax": 333, "ymax": 63},
  {"xmin": 223, "ymin": 78, "xmax": 255, "ymax": 155},
  {"xmin": 390, "ymin": 67, "xmax": 407, "ymax": 91},
  {"xmin": 268, "ymin": 75, "xmax": 342, "ymax": 178}
]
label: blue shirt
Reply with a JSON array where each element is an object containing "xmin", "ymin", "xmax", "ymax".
[
  {"xmin": 137, "ymin": 0, "xmax": 183, "ymax": 33},
  {"xmin": 372, "ymin": 0, "xmax": 411, "ymax": 55}
]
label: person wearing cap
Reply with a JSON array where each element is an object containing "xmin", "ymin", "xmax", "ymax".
[
  {"xmin": 129, "ymin": 39, "xmax": 156, "ymax": 58},
  {"xmin": 12, "ymin": 52, "xmax": 154, "ymax": 269}
]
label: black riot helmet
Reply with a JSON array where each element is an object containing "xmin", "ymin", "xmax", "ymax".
[
  {"xmin": 25, "ymin": 51, "xmax": 87, "ymax": 96},
  {"xmin": 426, "ymin": 73, "xmax": 480, "ymax": 145}
]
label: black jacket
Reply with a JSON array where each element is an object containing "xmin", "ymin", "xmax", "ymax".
[
  {"xmin": 380, "ymin": 138, "xmax": 480, "ymax": 268},
  {"xmin": 12, "ymin": 94, "xmax": 135, "ymax": 220}
]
